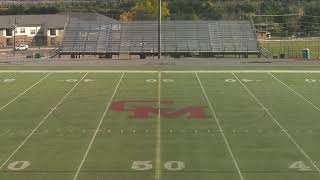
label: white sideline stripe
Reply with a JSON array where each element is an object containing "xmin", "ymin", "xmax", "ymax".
[
  {"xmin": 195, "ymin": 72, "xmax": 244, "ymax": 180},
  {"xmin": 0, "ymin": 72, "xmax": 88, "ymax": 170},
  {"xmin": 0, "ymin": 73, "xmax": 52, "ymax": 112},
  {"xmin": 164, "ymin": 70, "xmax": 320, "ymax": 73},
  {"xmin": 1, "ymin": 70, "xmax": 320, "ymax": 73},
  {"xmin": 232, "ymin": 73, "xmax": 320, "ymax": 174},
  {"xmin": 269, "ymin": 73, "xmax": 320, "ymax": 113},
  {"xmin": 155, "ymin": 71, "xmax": 162, "ymax": 180},
  {"xmin": 72, "ymin": 72, "xmax": 125, "ymax": 180},
  {"xmin": 0, "ymin": 70, "xmax": 158, "ymax": 73}
]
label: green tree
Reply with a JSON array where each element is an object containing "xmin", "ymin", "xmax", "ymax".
[{"xmin": 121, "ymin": 0, "xmax": 170, "ymax": 21}]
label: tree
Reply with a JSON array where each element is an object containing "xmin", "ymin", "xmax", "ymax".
[
  {"xmin": 120, "ymin": 0, "xmax": 170, "ymax": 21},
  {"xmin": 120, "ymin": 11, "xmax": 133, "ymax": 22}
]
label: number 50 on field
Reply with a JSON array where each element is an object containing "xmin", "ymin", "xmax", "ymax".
[{"xmin": 131, "ymin": 161, "xmax": 185, "ymax": 171}]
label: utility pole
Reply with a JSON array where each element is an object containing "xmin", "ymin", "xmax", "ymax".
[
  {"xmin": 158, "ymin": 0, "xmax": 161, "ymax": 59},
  {"xmin": 12, "ymin": 17, "xmax": 16, "ymax": 56}
]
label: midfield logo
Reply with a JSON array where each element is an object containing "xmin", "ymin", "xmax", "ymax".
[{"xmin": 111, "ymin": 100, "xmax": 207, "ymax": 119}]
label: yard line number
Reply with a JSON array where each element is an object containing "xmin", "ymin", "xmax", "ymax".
[
  {"xmin": 227, "ymin": 78, "xmax": 319, "ymax": 83},
  {"xmin": 225, "ymin": 79, "xmax": 261, "ymax": 83},
  {"xmin": 305, "ymin": 79, "xmax": 320, "ymax": 83},
  {"xmin": 132, "ymin": 161, "xmax": 185, "ymax": 171},
  {"xmin": 0, "ymin": 79, "xmax": 15, "ymax": 83},
  {"xmin": 146, "ymin": 79, "xmax": 174, "ymax": 83},
  {"xmin": 7, "ymin": 161, "xmax": 30, "ymax": 171},
  {"xmin": 289, "ymin": 161, "xmax": 312, "ymax": 172},
  {"xmin": 61, "ymin": 79, "xmax": 95, "ymax": 83}
]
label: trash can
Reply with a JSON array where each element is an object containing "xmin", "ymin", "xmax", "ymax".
[{"xmin": 302, "ymin": 48, "xmax": 310, "ymax": 59}]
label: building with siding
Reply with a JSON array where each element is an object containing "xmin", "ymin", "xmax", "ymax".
[{"xmin": 0, "ymin": 14, "xmax": 68, "ymax": 47}]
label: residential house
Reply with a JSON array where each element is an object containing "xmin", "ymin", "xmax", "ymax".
[
  {"xmin": 255, "ymin": 23, "xmax": 274, "ymax": 39},
  {"xmin": 0, "ymin": 14, "xmax": 68, "ymax": 47}
]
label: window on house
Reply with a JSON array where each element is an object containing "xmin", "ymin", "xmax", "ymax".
[
  {"xmin": 50, "ymin": 29, "xmax": 56, "ymax": 36},
  {"xmin": 0, "ymin": 30, "xmax": 3, "ymax": 36},
  {"xmin": 6, "ymin": 29, "xmax": 12, "ymax": 36},
  {"xmin": 30, "ymin": 30, "xmax": 36, "ymax": 35},
  {"xmin": 20, "ymin": 28, "xmax": 25, "ymax": 33}
]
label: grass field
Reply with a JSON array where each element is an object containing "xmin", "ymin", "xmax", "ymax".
[
  {"xmin": 260, "ymin": 40, "xmax": 320, "ymax": 58},
  {"xmin": 1, "ymin": 70, "xmax": 320, "ymax": 180}
]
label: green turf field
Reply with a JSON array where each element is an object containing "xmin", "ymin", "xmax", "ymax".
[
  {"xmin": 260, "ymin": 40, "xmax": 320, "ymax": 58},
  {"xmin": 1, "ymin": 70, "xmax": 320, "ymax": 180}
]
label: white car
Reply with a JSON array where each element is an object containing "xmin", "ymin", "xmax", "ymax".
[{"xmin": 15, "ymin": 44, "xmax": 29, "ymax": 51}]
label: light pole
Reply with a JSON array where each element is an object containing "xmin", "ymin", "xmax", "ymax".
[{"xmin": 158, "ymin": 0, "xmax": 161, "ymax": 59}]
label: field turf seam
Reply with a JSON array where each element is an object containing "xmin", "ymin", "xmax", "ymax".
[
  {"xmin": 232, "ymin": 72, "xmax": 320, "ymax": 174},
  {"xmin": 195, "ymin": 72, "xmax": 245, "ymax": 180},
  {"xmin": 0, "ymin": 72, "xmax": 88, "ymax": 171},
  {"xmin": 72, "ymin": 72, "xmax": 125, "ymax": 180}
]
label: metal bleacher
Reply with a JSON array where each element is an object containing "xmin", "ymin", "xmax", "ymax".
[
  {"xmin": 208, "ymin": 21, "xmax": 259, "ymax": 53},
  {"xmin": 60, "ymin": 15, "xmax": 260, "ymax": 57}
]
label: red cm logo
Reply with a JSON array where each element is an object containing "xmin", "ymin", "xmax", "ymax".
[{"xmin": 110, "ymin": 100, "xmax": 207, "ymax": 119}]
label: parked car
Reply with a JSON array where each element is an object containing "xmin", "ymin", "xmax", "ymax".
[{"xmin": 15, "ymin": 44, "xmax": 29, "ymax": 51}]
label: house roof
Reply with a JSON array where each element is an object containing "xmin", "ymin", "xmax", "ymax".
[
  {"xmin": 0, "ymin": 14, "xmax": 68, "ymax": 29},
  {"xmin": 0, "ymin": 13, "xmax": 117, "ymax": 29}
]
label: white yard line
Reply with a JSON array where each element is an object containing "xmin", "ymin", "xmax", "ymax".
[
  {"xmin": 195, "ymin": 72, "xmax": 244, "ymax": 180},
  {"xmin": 155, "ymin": 71, "xmax": 162, "ymax": 180},
  {"xmin": 269, "ymin": 73, "xmax": 320, "ymax": 113},
  {"xmin": 0, "ymin": 73, "xmax": 52, "ymax": 112},
  {"xmin": 0, "ymin": 72, "xmax": 88, "ymax": 170},
  {"xmin": 1, "ymin": 70, "xmax": 320, "ymax": 73},
  {"xmin": 232, "ymin": 72, "xmax": 320, "ymax": 174},
  {"xmin": 72, "ymin": 72, "xmax": 125, "ymax": 180}
]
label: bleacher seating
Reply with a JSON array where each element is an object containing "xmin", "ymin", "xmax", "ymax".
[{"xmin": 60, "ymin": 16, "xmax": 260, "ymax": 55}]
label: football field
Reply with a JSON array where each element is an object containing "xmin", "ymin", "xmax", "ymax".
[{"xmin": 1, "ymin": 70, "xmax": 320, "ymax": 180}]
